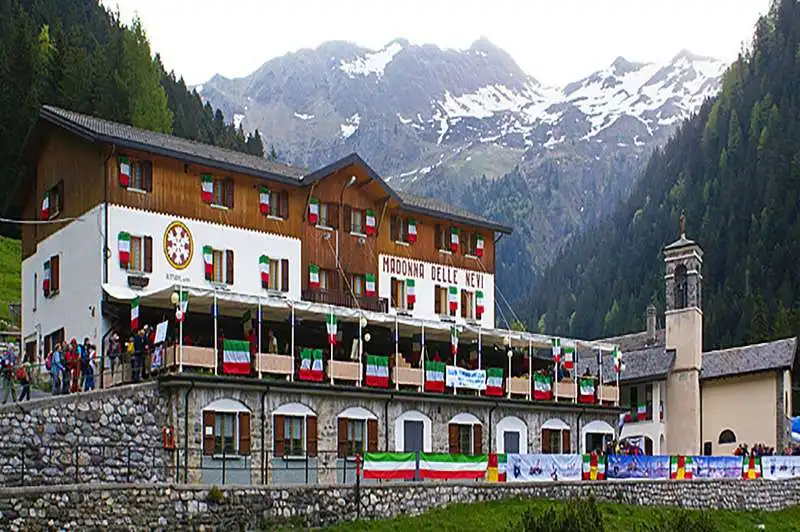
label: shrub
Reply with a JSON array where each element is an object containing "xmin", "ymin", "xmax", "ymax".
[
  {"xmin": 207, "ymin": 485, "xmax": 224, "ymax": 503},
  {"xmin": 633, "ymin": 509, "xmax": 718, "ymax": 532},
  {"xmin": 515, "ymin": 494, "xmax": 605, "ymax": 532}
]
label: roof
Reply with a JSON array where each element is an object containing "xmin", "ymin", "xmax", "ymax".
[
  {"xmin": 595, "ymin": 329, "xmax": 665, "ymax": 353},
  {"xmin": 575, "ymin": 345, "xmax": 674, "ymax": 385},
  {"xmin": 23, "ymin": 106, "xmax": 511, "ymax": 234},
  {"xmin": 700, "ymin": 337, "xmax": 797, "ymax": 380},
  {"xmin": 664, "ymin": 233, "xmax": 700, "ymax": 251}
]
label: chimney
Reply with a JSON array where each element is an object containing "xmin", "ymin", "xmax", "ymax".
[{"xmin": 646, "ymin": 305, "xmax": 657, "ymax": 342}]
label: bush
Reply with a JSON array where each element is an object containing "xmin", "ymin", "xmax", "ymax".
[
  {"xmin": 633, "ymin": 509, "xmax": 718, "ymax": 532},
  {"xmin": 514, "ymin": 494, "xmax": 604, "ymax": 532},
  {"xmin": 207, "ymin": 485, "xmax": 224, "ymax": 503}
]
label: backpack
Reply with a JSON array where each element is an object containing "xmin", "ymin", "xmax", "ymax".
[
  {"xmin": 45, "ymin": 353, "xmax": 52, "ymax": 371},
  {"xmin": 15, "ymin": 367, "xmax": 26, "ymax": 381}
]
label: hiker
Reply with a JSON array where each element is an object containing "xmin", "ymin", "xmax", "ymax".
[
  {"xmin": 107, "ymin": 332, "xmax": 121, "ymax": 379},
  {"xmin": 83, "ymin": 346, "xmax": 96, "ymax": 391},
  {"xmin": 17, "ymin": 359, "xmax": 31, "ymax": 401},
  {"xmin": 132, "ymin": 328, "xmax": 146, "ymax": 382},
  {"xmin": 48, "ymin": 342, "xmax": 62, "ymax": 395},
  {"xmin": 66, "ymin": 338, "xmax": 80, "ymax": 393},
  {"xmin": 0, "ymin": 351, "xmax": 16, "ymax": 404}
]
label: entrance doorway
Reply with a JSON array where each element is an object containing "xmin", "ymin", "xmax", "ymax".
[{"xmin": 404, "ymin": 420, "xmax": 423, "ymax": 452}]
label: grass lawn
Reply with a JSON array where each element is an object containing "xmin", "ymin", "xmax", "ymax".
[
  {"xmin": 0, "ymin": 237, "xmax": 20, "ymax": 322},
  {"xmin": 326, "ymin": 497, "xmax": 800, "ymax": 531}
]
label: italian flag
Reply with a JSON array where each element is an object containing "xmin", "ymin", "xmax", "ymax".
[
  {"xmin": 119, "ymin": 156, "xmax": 131, "ymax": 187},
  {"xmin": 299, "ymin": 348, "xmax": 324, "ymax": 381},
  {"xmin": 118, "ymin": 231, "xmax": 131, "ymax": 268},
  {"xmin": 42, "ymin": 261, "xmax": 51, "ymax": 294},
  {"xmin": 202, "ymin": 245, "xmax": 214, "ymax": 280},
  {"xmin": 130, "ymin": 297, "xmax": 140, "ymax": 330},
  {"xmin": 637, "ymin": 403, "xmax": 647, "ymax": 421},
  {"xmin": 448, "ymin": 286, "xmax": 458, "ymax": 314},
  {"xmin": 177, "ymin": 291, "xmax": 189, "ymax": 322},
  {"xmin": 222, "ymin": 339, "xmax": 251, "ymax": 375},
  {"xmin": 485, "ymin": 367, "xmax": 503, "ymax": 397},
  {"xmin": 406, "ymin": 279, "xmax": 416, "ymax": 306},
  {"xmin": 487, "ymin": 453, "xmax": 507, "ymax": 482},
  {"xmin": 476, "ymin": 290, "xmax": 485, "ymax": 319},
  {"xmin": 420, "ymin": 453, "xmax": 487, "ymax": 480},
  {"xmin": 533, "ymin": 373, "xmax": 552, "ymax": 400},
  {"xmin": 259, "ymin": 186, "xmax": 270, "ymax": 215},
  {"xmin": 308, "ymin": 197, "xmax": 319, "ymax": 224},
  {"xmin": 476, "ymin": 234, "xmax": 484, "ymax": 257},
  {"xmin": 408, "ymin": 219, "xmax": 417, "ymax": 243},
  {"xmin": 326, "ymin": 312, "xmax": 338, "ymax": 345},
  {"xmin": 552, "ymin": 338, "xmax": 561, "ymax": 364},
  {"xmin": 365, "ymin": 273, "xmax": 376, "ymax": 297},
  {"xmin": 40, "ymin": 194, "xmax": 49, "ymax": 220},
  {"xmin": 670, "ymin": 455, "xmax": 694, "ymax": 480},
  {"xmin": 582, "ymin": 454, "xmax": 606, "ymax": 480},
  {"xmin": 363, "ymin": 452, "xmax": 416, "ymax": 480},
  {"xmin": 259, "ymin": 255, "xmax": 270, "ymax": 288},
  {"xmin": 450, "ymin": 228, "xmax": 459, "ymax": 252},
  {"xmin": 564, "ymin": 344, "xmax": 575, "ymax": 370},
  {"xmin": 365, "ymin": 355, "xmax": 389, "ymax": 388},
  {"xmin": 578, "ymin": 377, "xmax": 596, "ymax": 404},
  {"xmin": 365, "ymin": 209, "xmax": 377, "ymax": 235},
  {"xmin": 200, "ymin": 174, "xmax": 213, "ymax": 203},
  {"xmin": 743, "ymin": 456, "xmax": 762, "ymax": 479},
  {"xmin": 613, "ymin": 347, "xmax": 622, "ymax": 373},
  {"xmin": 424, "ymin": 360, "xmax": 445, "ymax": 392},
  {"xmin": 309, "ymin": 264, "xmax": 320, "ymax": 289},
  {"xmin": 450, "ymin": 325, "xmax": 459, "ymax": 356}
]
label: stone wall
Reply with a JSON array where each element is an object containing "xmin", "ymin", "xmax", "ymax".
[
  {"xmin": 0, "ymin": 383, "xmax": 171, "ymax": 486},
  {"xmin": 1, "ymin": 479, "xmax": 800, "ymax": 531}
]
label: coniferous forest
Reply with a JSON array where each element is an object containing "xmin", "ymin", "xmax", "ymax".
[
  {"xmin": 525, "ymin": 0, "xmax": 800, "ymax": 350},
  {"xmin": 0, "ymin": 0, "xmax": 265, "ymax": 224}
]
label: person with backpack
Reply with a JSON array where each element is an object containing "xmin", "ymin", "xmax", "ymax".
[
  {"xmin": 16, "ymin": 359, "xmax": 31, "ymax": 402},
  {"xmin": 65, "ymin": 339, "xmax": 79, "ymax": 394},
  {"xmin": 78, "ymin": 338, "xmax": 92, "ymax": 390},
  {"xmin": 0, "ymin": 351, "xmax": 16, "ymax": 404},
  {"xmin": 48, "ymin": 343, "xmax": 62, "ymax": 395},
  {"xmin": 83, "ymin": 340, "xmax": 95, "ymax": 391}
]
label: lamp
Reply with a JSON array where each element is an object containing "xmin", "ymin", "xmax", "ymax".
[
  {"xmin": 360, "ymin": 316, "xmax": 368, "ymax": 328},
  {"xmin": 170, "ymin": 292, "xmax": 179, "ymax": 306},
  {"xmin": 364, "ymin": 333, "xmax": 371, "ymax": 343}
]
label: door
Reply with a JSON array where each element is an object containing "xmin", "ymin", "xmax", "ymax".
[
  {"xmin": 404, "ymin": 420, "xmax": 424, "ymax": 452},
  {"xmin": 503, "ymin": 431, "xmax": 520, "ymax": 454}
]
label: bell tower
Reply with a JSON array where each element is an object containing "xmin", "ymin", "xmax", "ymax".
[{"xmin": 664, "ymin": 213, "xmax": 703, "ymax": 455}]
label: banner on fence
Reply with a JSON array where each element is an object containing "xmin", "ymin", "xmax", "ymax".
[
  {"xmin": 533, "ymin": 374, "xmax": 552, "ymax": 400},
  {"xmin": 692, "ymin": 456, "xmax": 742, "ymax": 479},
  {"xmin": 487, "ymin": 453, "xmax": 507, "ymax": 482},
  {"xmin": 507, "ymin": 454, "xmax": 582, "ymax": 482},
  {"xmin": 670, "ymin": 456, "xmax": 693, "ymax": 480},
  {"xmin": 743, "ymin": 456, "xmax": 762, "ymax": 479},
  {"xmin": 362, "ymin": 452, "xmax": 417, "ymax": 480},
  {"xmin": 583, "ymin": 454, "xmax": 606, "ymax": 480},
  {"xmin": 445, "ymin": 366, "xmax": 486, "ymax": 390},
  {"xmin": 606, "ymin": 455, "xmax": 670, "ymax": 480},
  {"xmin": 762, "ymin": 456, "xmax": 800, "ymax": 480},
  {"xmin": 419, "ymin": 453, "xmax": 488, "ymax": 480}
]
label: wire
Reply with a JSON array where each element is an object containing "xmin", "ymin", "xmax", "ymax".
[{"xmin": 0, "ymin": 215, "xmax": 85, "ymax": 225}]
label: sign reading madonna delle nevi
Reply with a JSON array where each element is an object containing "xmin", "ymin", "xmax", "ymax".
[{"xmin": 378, "ymin": 254, "xmax": 494, "ymax": 326}]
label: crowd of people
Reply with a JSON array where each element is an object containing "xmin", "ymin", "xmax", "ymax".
[
  {"xmin": 0, "ymin": 345, "xmax": 32, "ymax": 404},
  {"xmin": 734, "ymin": 443, "xmax": 776, "ymax": 457},
  {"xmin": 46, "ymin": 337, "xmax": 98, "ymax": 395}
]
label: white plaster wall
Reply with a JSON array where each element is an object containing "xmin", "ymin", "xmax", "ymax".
[
  {"xmin": 394, "ymin": 410, "xmax": 432, "ymax": 452},
  {"xmin": 495, "ymin": 416, "xmax": 528, "ymax": 453},
  {"xmin": 107, "ymin": 205, "xmax": 302, "ymax": 299},
  {"xmin": 22, "ymin": 205, "xmax": 104, "ymax": 352},
  {"xmin": 377, "ymin": 254, "xmax": 495, "ymax": 327}
]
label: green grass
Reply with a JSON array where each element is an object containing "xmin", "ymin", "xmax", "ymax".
[
  {"xmin": 0, "ymin": 236, "xmax": 20, "ymax": 323},
  {"xmin": 325, "ymin": 498, "xmax": 800, "ymax": 531}
]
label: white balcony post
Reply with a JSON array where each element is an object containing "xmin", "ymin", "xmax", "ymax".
[
  {"xmin": 290, "ymin": 303, "xmax": 295, "ymax": 382},
  {"xmin": 257, "ymin": 298, "xmax": 263, "ymax": 379},
  {"xmin": 527, "ymin": 339, "xmax": 532, "ymax": 401},
  {"xmin": 394, "ymin": 314, "xmax": 399, "ymax": 391},
  {"xmin": 213, "ymin": 290, "xmax": 218, "ymax": 376}
]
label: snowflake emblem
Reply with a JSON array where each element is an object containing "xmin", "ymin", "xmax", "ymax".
[{"xmin": 163, "ymin": 221, "xmax": 193, "ymax": 270}]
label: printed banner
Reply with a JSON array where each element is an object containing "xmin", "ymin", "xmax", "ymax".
[
  {"xmin": 363, "ymin": 452, "xmax": 416, "ymax": 480},
  {"xmin": 445, "ymin": 365, "xmax": 486, "ymax": 390},
  {"xmin": 507, "ymin": 454, "xmax": 581, "ymax": 482},
  {"xmin": 420, "ymin": 453, "xmax": 487, "ymax": 480},
  {"xmin": 606, "ymin": 455, "xmax": 670, "ymax": 480},
  {"xmin": 692, "ymin": 456, "xmax": 743, "ymax": 479},
  {"xmin": 762, "ymin": 456, "xmax": 800, "ymax": 480}
]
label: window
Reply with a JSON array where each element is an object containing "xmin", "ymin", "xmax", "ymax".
[
  {"xmin": 268, "ymin": 259, "xmax": 280, "ymax": 291},
  {"xmin": 43, "ymin": 327, "xmax": 65, "ymax": 356},
  {"xmin": 130, "ymin": 236, "xmax": 143, "ymax": 272},
  {"xmin": 212, "ymin": 178, "xmax": 234, "ymax": 208},
  {"xmin": 44, "ymin": 255, "xmax": 60, "ymax": 298},
  {"xmin": 674, "ymin": 264, "xmax": 688, "ymax": 309},
  {"xmin": 264, "ymin": 258, "xmax": 289, "ymax": 292},
  {"xmin": 351, "ymin": 274, "xmax": 365, "ymax": 297},
  {"xmin": 209, "ymin": 248, "xmax": 234, "ymax": 284},
  {"xmin": 718, "ymin": 429, "xmax": 737, "ymax": 445},
  {"xmin": 434, "ymin": 224, "xmax": 450, "ymax": 252},
  {"xmin": 351, "ymin": 208, "xmax": 364, "ymax": 235},
  {"xmin": 285, "ymin": 416, "xmax": 305, "ymax": 456},
  {"xmin": 448, "ymin": 423, "xmax": 482, "ymax": 455},
  {"xmin": 32, "ymin": 273, "xmax": 37, "ymax": 312},
  {"xmin": 390, "ymin": 278, "xmax": 411, "ymax": 310},
  {"xmin": 541, "ymin": 429, "xmax": 570, "ymax": 453},
  {"xmin": 348, "ymin": 419, "xmax": 365, "ymax": 455},
  {"xmin": 458, "ymin": 425, "xmax": 472, "ymax": 454},
  {"xmin": 318, "ymin": 268, "xmax": 338, "ymax": 291},
  {"xmin": 318, "ymin": 203, "xmax": 338, "ymax": 229},
  {"xmin": 41, "ymin": 181, "xmax": 64, "ymax": 220},
  {"xmin": 461, "ymin": 290, "xmax": 475, "ymax": 320},
  {"xmin": 130, "ymin": 160, "xmax": 153, "ymax": 192},
  {"xmin": 269, "ymin": 190, "xmax": 290, "ymax": 219},
  {"xmin": 434, "ymin": 285, "xmax": 448, "ymax": 315},
  {"xmin": 463, "ymin": 232, "xmax": 481, "ymax": 256},
  {"xmin": 391, "ymin": 215, "xmax": 410, "ymax": 243},
  {"xmin": 214, "ymin": 413, "xmax": 237, "ymax": 455}
]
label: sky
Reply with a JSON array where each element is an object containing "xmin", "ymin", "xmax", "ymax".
[{"xmin": 106, "ymin": 0, "xmax": 772, "ymax": 87}]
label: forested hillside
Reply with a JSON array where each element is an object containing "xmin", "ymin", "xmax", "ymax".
[
  {"xmin": 525, "ymin": 0, "xmax": 800, "ymax": 350},
  {"xmin": 0, "ymin": 0, "xmax": 265, "ymax": 224}
]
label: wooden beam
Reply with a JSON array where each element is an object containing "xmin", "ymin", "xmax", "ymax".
[
  {"xmin": 303, "ymin": 182, "xmax": 317, "ymax": 223},
  {"xmin": 377, "ymin": 195, "xmax": 391, "ymax": 236}
]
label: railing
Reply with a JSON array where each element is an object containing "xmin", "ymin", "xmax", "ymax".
[{"xmin": 301, "ymin": 288, "xmax": 388, "ymax": 313}]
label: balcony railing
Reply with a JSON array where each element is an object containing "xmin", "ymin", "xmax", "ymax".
[{"xmin": 302, "ymin": 288, "xmax": 388, "ymax": 313}]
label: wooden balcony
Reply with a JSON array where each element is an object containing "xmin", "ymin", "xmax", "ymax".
[
  {"xmin": 509, "ymin": 376, "xmax": 530, "ymax": 397},
  {"xmin": 393, "ymin": 366, "xmax": 423, "ymax": 389},
  {"xmin": 554, "ymin": 380, "xmax": 577, "ymax": 401},
  {"xmin": 257, "ymin": 353, "xmax": 293, "ymax": 379},
  {"xmin": 598, "ymin": 384, "xmax": 619, "ymax": 404},
  {"xmin": 302, "ymin": 288, "xmax": 388, "ymax": 313},
  {"xmin": 329, "ymin": 360, "xmax": 361, "ymax": 384}
]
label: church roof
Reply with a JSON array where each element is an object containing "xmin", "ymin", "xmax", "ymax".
[
  {"xmin": 700, "ymin": 337, "xmax": 797, "ymax": 380},
  {"xmin": 664, "ymin": 234, "xmax": 699, "ymax": 251}
]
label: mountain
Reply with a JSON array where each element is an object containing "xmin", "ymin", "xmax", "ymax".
[
  {"xmin": 525, "ymin": 0, "xmax": 800, "ymax": 349},
  {"xmin": 197, "ymin": 38, "xmax": 726, "ymax": 309}
]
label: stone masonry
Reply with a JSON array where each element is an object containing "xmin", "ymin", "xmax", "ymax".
[{"xmin": 1, "ymin": 479, "xmax": 800, "ymax": 530}]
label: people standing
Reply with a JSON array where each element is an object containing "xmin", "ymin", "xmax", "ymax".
[
  {"xmin": 49, "ymin": 342, "xmax": 62, "ymax": 395},
  {"xmin": 66, "ymin": 339, "xmax": 80, "ymax": 393},
  {"xmin": 0, "ymin": 351, "xmax": 16, "ymax": 404},
  {"xmin": 107, "ymin": 333, "xmax": 121, "ymax": 381},
  {"xmin": 132, "ymin": 328, "xmax": 146, "ymax": 383},
  {"xmin": 17, "ymin": 359, "xmax": 31, "ymax": 402}
]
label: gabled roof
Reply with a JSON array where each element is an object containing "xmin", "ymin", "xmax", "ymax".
[
  {"xmin": 700, "ymin": 337, "xmax": 797, "ymax": 380},
  {"xmin": 575, "ymin": 345, "xmax": 674, "ymax": 385}
]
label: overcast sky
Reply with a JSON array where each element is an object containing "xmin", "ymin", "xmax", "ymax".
[{"xmin": 106, "ymin": 0, "xmax": 771, "ymax": 86}]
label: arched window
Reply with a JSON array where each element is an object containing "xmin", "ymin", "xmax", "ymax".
[
  {"xmin": 674, "ymin": 264, "xmax": 688, "ymax": 309},
  {"xmin": 718, "ymin": 429, "xmax": 736, "ymax": 444}
]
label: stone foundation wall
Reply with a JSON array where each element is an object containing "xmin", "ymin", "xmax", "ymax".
[{"xmin": 1, "ymin": 479, "xmax": 799, "ymax": 531}]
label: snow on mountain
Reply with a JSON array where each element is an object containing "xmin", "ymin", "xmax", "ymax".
[{"xmin": 339, "ymin": 42, "xmax": 404, "ymax": 79}]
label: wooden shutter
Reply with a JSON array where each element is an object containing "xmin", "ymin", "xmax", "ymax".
[
  {"xmin": 541, "ymin": 429, "xmax": 550, "ymax": 453},
  {"xmin": 390, "ymin": 278, "xmax": 398, "ymax": 307},
  {"xmin": 279, "ymin": 191, "xmax": 289, "ymax": 218},
  {"xmin": 562, "ymin": 430, "xmax": 571, "ymax": 454},
  {"xmin": 225, "ymin": 250, "xmax": 234, "ymax": 285},
  {"xmin": 224, "ymin": 178, "xmax": 234, "ymax": 208},
  {"xmin": 142, "ymin": 161, "xmax": 153, "ymax": 192},
  {"xmin": 343, "ymin": 205, "xmax": 352, "ymax": 233},
  {"xmin": 203, "ymin": 411, "xmax": 215, "ymax": 456},
  {"xmin": 306, "ymin": 416, "xmax": 318, "ymax": 457},
  {"xmin": 337, "ymin": 418, "xmax": 348, "ymax": 458},
  {"xmin": 448, "ymin": 424, "xmax": 459, "ymax": 454},
  {"xmin": 273, "ymin": 414, "xmax": 285, "ymax": 456},
  {"xmin": 328, "ymin": 204, "xmax": 339, "ymax": 229},
  {"xmin": 281, "ymin": 259, "xmax": 289, "ymax": 292},
  {"xmin": 144, "ymin": 236, "xmax": 153, "ymax": 273},
  {"xmin": 238, "ymin": 412, "xmax": 251, "ymax": 456},
  {"xmin": 434, "ymin": 224, "xmax": 442, "ymax": 250},
  {"xmin": 50, "ymin": 255, "xmax": 60, "ymax": 293},
  {"xmin": 435, "ymin": 286, "xmax": 442, "ymax": 315},
  {"xmin": 461, "ymin": 290, "xmax": 468, "ymax": 318},
  {"xmin": 391, "ymin": 216, "xmax": 399, "ymax": 242},
  {"xmin": 367, "ymin": 419, "xmax": 378, "ymax": 452},
  {"xmin": 473, "ymin": 424, "xmax": 483, "ymax": 455}
]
